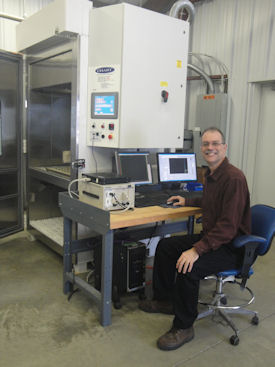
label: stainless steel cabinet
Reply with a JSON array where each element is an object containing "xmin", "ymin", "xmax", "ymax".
[
  {"xmin": 0, "ymin": 41, "xmax": 78, "ymax": 251},
  {"xmin": 0, "ymin": 51, "xmax": 23, "ymax": 238}
]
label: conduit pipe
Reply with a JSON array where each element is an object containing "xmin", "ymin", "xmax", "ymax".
[
  {"xmin": 188, "ymin": 63, "xmax": 215, "ymax": 94},
  {"xmin": 0, "ymin": 12, "xmax": 24, "ymax": 22}
]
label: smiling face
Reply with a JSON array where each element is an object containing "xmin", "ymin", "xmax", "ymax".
[{"xmin": 201, "ymin": 130, "xmax": 227, "ymax": 172}]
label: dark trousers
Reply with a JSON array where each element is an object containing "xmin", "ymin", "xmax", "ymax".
[{"xmin": 153, "ymin": 234, "xmax": 243, "ymax": 329}]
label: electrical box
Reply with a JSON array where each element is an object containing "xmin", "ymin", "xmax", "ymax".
[
  {"xmin": 196, "ymin": 93, "xmax": 228, "ymax": 135},
  {"xmin": 79, "ymin": 181, "xmax": 135, "ymax": 211},
  {"xmin": 194, "ymin": 93, "xmax": 228, "ymax": 166},
  {"xmin": 87, "ymin": 3, "xmax": 189, "ymax": 149}
]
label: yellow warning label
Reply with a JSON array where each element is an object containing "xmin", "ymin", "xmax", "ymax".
[
  {"xmin": 160, "ymin": 81, "xmax": 168, "ymax": 87},
  {"xmin": 177, "ymin": 60, "xmax": 182, "ymax": 68}
]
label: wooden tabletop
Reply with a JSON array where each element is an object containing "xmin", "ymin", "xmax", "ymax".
[{"xmin": 110, "ymin": 206, "xmax": 202, "ymax": 230}]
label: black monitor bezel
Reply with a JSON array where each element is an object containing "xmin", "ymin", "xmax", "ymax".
[{"xmin": 115, "ymin": 151, "xmax": 152, "ymax": 185}]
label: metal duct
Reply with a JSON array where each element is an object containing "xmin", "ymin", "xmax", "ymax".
[
  {"xmin": 188, "ymin": 63, "xmax": 214, "ymax": 94},
  {"xmin": 169, "ymin": 0, "xmax": 195, "ymax": 23}
]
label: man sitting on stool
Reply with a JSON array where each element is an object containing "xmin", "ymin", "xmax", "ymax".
[{"xmin": 139, "ymin": 127, "xmax": 251, "ymax": 351}]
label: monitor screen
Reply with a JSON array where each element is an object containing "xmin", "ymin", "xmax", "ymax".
[
  {"xmin": 116, "ymin": 152, "xmax": 152, "ymax": 185},
  {"xmin": 157, "ymin": 152, "xmax": 197, "ymax": 183},
  {"xmin": 91, "ymin": 92, "xmax": 118, "ymax": 119}
]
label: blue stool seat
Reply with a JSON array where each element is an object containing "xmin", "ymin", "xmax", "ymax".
[{"xmin": 217, "ymin": 268, "xmax": 254, "ymax": 278}]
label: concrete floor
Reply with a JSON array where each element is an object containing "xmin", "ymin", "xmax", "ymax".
[{"xmin": 0, "ymin": 233, "xmax": 275, "ymax": 367}]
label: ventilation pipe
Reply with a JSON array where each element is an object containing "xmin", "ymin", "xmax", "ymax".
[{"xmin": 169, "ymin": 0, "xmax": 195, "ymax": 23}]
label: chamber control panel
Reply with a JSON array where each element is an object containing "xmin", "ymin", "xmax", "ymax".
[{"xmin": 87, "ymin": 65, "xmax": 120, "ymax": 148}]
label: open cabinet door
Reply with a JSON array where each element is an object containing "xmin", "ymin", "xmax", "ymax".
[{"xmin": 0, "ymin": 51, "xmax": 23, "ymax": 238}]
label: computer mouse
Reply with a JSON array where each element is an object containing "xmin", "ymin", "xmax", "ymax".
[
  {"xmin": 167, "ymin": 199, "xmax": 180, "ymax": 206},
  {"xmin": 159, "ymin": 200, "xmax": 181, "ymax": 208}
]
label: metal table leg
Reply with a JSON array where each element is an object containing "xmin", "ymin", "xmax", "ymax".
[
  {"xmin": 100, "ymin": 229, "xmax": 114, "ymax": 326},
  {"xmin": 63, "ymin": 216, "xmax": 73, "ymax": 294},
  {"xmin": 187, "ymin": 215, "xmax": 195, "ymax": 235}
]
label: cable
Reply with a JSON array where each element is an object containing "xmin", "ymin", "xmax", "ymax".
[
  {"xmin": 68, "ymin": 177, "xmax": 91, "ymax": 199},
  {"xmin": 110, "ymin": 193, "xmax": 132, "ymax": 213},
  {"xmin": 145, "ymin": 223, "xmax": 159, "ymax": 251},
  {"xmin": 90, "ymin": 139, "xmax": 98, "ymax": 174}
]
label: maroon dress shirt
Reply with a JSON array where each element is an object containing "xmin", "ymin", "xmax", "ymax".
[{"xmin": 186, "ymin": 157, "xmax": 251, "ymax": 256}]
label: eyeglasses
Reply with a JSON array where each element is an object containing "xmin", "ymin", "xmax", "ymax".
[{"xmin": 201, "ymin": 141, "xmax": 225, "ymax": 148}]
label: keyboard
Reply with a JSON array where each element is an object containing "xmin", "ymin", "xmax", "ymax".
[
  {"xmin": 135, "ymin": 190, "xmax": 187, "ymax": 208},
  {"xmin": 134, "ymin": 189, "xmax": 203, "ymax": 208}
]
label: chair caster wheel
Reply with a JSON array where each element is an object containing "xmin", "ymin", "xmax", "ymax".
[
  {"xmin": 220, "ymin": 296, "xmax": 227, "ymax": 305},
  {"xmin": 251, "ymin": 315, "xmax": 259, "ymax": 325},
  {"xmin": 230, "ymin": 335, "xmax": 239, "ymax": 346}
]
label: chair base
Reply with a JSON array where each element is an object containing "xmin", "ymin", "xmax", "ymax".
[{"xmin": 197, "ymin": 276, "xmax": 259, "ymax": 345}]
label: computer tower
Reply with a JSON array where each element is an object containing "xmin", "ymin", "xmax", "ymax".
[{"xmin": 94, "ymin": 241, "xmax": 146, "ymax": 308}]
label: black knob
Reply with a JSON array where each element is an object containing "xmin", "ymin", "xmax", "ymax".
[{"xmin": 161, "ymin": 90, "xmax": 169, "ymax": 102}]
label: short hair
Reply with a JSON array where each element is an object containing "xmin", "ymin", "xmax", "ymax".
[{"xmin": 201, "ymin": 127, "xmax": 225, "ymax": 144}]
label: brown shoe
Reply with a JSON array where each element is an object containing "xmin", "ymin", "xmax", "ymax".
[
  {"xmin": 157, "ymin": 326, "xmax": 194, "ymax": 351},
  {"xmin": 139, "ymin": 299, "xmax": 174, "ymax": 315}
]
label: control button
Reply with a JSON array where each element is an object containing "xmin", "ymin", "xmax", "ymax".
[
  {"xmin": 96, "ymin": 132, "xmax": 99, "ymax": 136},
  {"xmin": 92, "ymin": 124, "xmax": 96, "ymax": 128},
  {"xmin": 101, "ymin": 134, "xmax": 105, "ymax": 139},
  {"xmin": 101, "ymin": 124, "xmax": 105, "ymax": 129},
  {"xmin": 109, "ymin": 123, "xmax": 114, "ymax": 130},
  {"xmin": 108, "ymin": 134, "xmax": 113, "ymax": 140}
]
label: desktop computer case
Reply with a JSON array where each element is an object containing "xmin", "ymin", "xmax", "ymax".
[{"xmin": 94, "ymin": 241, "xmax": 146, "ymax": 305}]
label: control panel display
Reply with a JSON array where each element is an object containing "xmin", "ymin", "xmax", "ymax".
[{"xmin": 91, "ymin": 92, "xmax": 118, "ymax": 119}]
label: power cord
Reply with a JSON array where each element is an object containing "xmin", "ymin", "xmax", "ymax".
[{"xmin": 68, "ymin": 177, "xmax": 91, "ymax": 199}]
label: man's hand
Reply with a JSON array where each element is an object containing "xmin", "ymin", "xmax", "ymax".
[
  {"xmin": 167, "ymin": 195, "xmax": 186, "ymax": 206},
  {"xmin": 176, "ymin": 248, "xmax": 199, "ymax": 274}
]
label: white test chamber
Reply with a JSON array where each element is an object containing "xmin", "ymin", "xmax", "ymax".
[{"xmin": 87, "ymin": 3, "xmax": 189, "ymax": 149}]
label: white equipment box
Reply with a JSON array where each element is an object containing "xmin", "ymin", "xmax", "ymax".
[
  {"xmin": 87, "ymin": 3, "xmax": 189, "ymax": 149},
  {"xmin": 79, "ymin": 181, "xmax": 135, "ymax": 211}
]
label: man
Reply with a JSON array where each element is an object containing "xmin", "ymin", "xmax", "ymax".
[{"xmin": 139, "ymin": 127, "xmax": 251, "ymax": 351}]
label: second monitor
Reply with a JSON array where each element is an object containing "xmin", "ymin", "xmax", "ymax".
[
  {"xmin": 157, "ymin": 152, "xmax": 197, "ymax": 183},
  {"xmin": 115, "ymin": 151, "xmax": 152, "ymax": 185}
]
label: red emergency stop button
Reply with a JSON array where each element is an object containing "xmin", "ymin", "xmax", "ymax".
[{"xmin": 108, "ymin": 134, "xmax": 113, "ymax": 140}]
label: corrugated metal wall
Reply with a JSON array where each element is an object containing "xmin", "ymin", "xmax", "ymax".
[
  {"xmin": 0, "ymin": 0, "xmax": 52, "ymax": 51},
  {"xmin": 188, "ymin": 0, "xmax": 275, "ymax": 169}
]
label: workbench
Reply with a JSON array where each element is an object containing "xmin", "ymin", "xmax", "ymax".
[{"xmin": 59, "ymin": 192, "xmax": 202, "ymax": 326}]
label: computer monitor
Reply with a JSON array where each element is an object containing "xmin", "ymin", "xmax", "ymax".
[
  {"xmin": 157, "ymin": 152, "xmax": 197, "ymax": 183},
  {"xmin": 115, "ymin": 151, "xmax": 152, "ymax": 185}
]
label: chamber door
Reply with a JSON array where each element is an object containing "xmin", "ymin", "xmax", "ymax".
[{"xmin": 0, "ymin": 51, "xmax": 23, "ymax": 238}]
